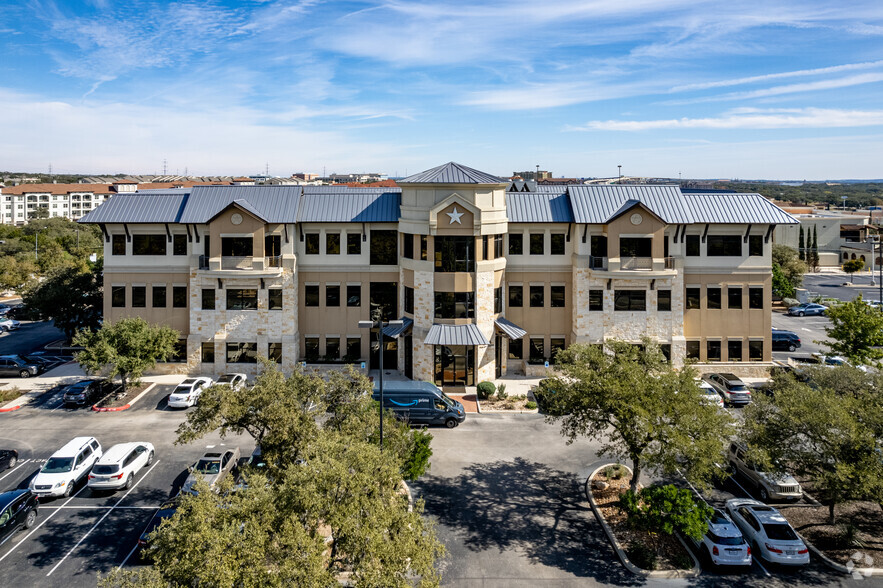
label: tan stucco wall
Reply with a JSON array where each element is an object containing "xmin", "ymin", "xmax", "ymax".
[{"xmin": 104, "ymin": 271, "xmax": 190, "ymax": 335}]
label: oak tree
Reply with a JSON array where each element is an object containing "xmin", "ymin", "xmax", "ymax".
[{"xmin": 820, "ymin": 295, "xmax": 883, "ymax": 365}]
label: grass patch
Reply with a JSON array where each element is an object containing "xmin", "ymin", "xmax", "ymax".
[{"xmin": 0, "ymin": 387, "xmax": 22, "ymax": 404}]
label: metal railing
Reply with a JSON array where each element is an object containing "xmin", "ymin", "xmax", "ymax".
[
  {"xmin": 620, "ymin": 256, "xmax": 652, "ymax": 270},
  {"xmin": 266, "ymin": 255, "xmax": 282, "ymax": 268},
  {"xmin": 664, "ymin": 256, "xmax": 675, "ymax": 269},
  {"xmin": 589, "ymin": 256, "xmax": 608, "ymax": 270}
]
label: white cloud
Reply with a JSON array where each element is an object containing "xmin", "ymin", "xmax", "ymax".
[
  {"xmin": 669, "ymin": 60, "xmax": 883, "ymax": 92},
  {"xmin": 666, "ymin": 73, "xmax": 883, "ymax": 105}
]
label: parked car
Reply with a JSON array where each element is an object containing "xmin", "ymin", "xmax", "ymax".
[
  {"xmin": 727, "ymin": 442, "xmax": 802, "ymax": 502},
  {"xmin": 181, "ymin": 447, "xmax": 241, "ymax": 494},
  {"xmin": 0, "ymin": 489, "xmax": 38, "ymax": 549},
  {"xmin": 167, "ymin": 377, "xmax": 213, "ymax": 408},
  {"xmin": 787, "ymin": 303, "xmax": 827, "ymax": 317},
  {"xmin": 0, "ymin": 450, "xmax": 18, "ymax": 470},
  {"xmin": 703, "ymin": 373, "xmax": 752, "ymax": 406},
  {"xmin": 215, "ymin": 373, "xmax": 247, "ymax": 391},
  {"xmin": 87, "ymin": 442, "xmax": 155, "ymax": 491},
  {"xmin": 21, "ymin": 355, "xmax": 52, "ymax": 370},
  {"xmin": 726, "ymin": 498, "xmax": 809, "ymax": 566},
  {"xmin": 0, "ymin": 319, "xmax": 21, "ymax": 332},
  {"xmin": 5, "ymin": 305, "xmax": 35, "ymax": 320},
  {"xmin": 0, "ymin": 356, "xmax": 41, "ymax": 378},
  {"xmin": 690, "ymin": 507, "xmax": 751, "ymax": 567},
  {"xmin": 372, "ymin": 381, "xmax": 466, "ymax": 428},
  {"xmin": 62, "ymin": 379, "xmax": 106, "ymax": 408},
  {"xmin": 138, "ymin": 497, "xmax": 179, "ymax": 551},
  {"xmin": 30, "ymin": 437, "xmax": 102, "ymax": 498},
  {"xmin": 697, "ymin": 380, "xmax": 725, "ymax": 408},
  {"xmin": 771, "ymin": 330, "xmax": 801, "ymax": 352}
]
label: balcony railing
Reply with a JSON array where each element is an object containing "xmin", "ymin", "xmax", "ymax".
[
  {"xmin": 589, "ymin": 256, "xmax": 608, "ymax": 270},
  {"xmin": 664, "ymin": 256, "xmax": 675, "ymax": 269},
  {"xmin": 620, "ymin": 256, "xmax": 653, "ymax": 270},
  {"xmin": 198, "ymin": 255, "xmax": 283, "ymax": 271}
]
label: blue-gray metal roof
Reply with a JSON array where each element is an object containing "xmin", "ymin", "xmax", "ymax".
[
  {"xmin": 567, "ymin": 185, "xmax": 693, "ymax": 224},
  {"xmin": 298, "ymin": 191, "xmax": 400, "ymax": 223},
  {"xmin": 424, "ymin": 323, "xmax": 490, "ymax": 346},
  {"xmin": 78, "ymin": 192, "xmax": 189, "ymax": 224},
  {"xmin": 684, "ymin": 193, "xmax": 799, "ymax": 224},
  {"xmin": 399, "ymin": 162, "xmax": 504, "ymax": 184},
  {"xmin": 304, "ymin": 186, "xmax": 400, "ymax": 194},
  {"xmin": 178, "ymin": 185, "xmax": 301, "ymax": 223},
  {"xmin": 506, "ymin": 192, "xmax": 574, "ymax": 223},
  {"xmin": 381, "ymin": 318, "xmax": 413, "ymax": 338},
  {"xmin": 535, "ymin": 184, "xmax": 574, "ymax": 192},
  {"xmin": 494, "ymin": 317, "xmax": 526, "ymax": 339}
]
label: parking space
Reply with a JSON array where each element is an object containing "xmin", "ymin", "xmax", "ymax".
[{"xmin": 772, "ymin": 311, "xmax": 831, "ymax": 360}]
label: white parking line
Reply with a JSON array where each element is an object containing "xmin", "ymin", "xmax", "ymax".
[
  {"xmin": 46, "ymin": 460, "xmax": 161, "ymax": 577},
  {"xmin": 40, "ymin": 505, "xmax": 159, "ymax": 510},
  {"xmin": 0, "ymin": 459, "xmax": 30, "ymax": 483},
  {"xmin": 0, "ymin": 484, "xmax": 89, "ymax": 563},
  {"xmin": 118, "ymin": 543, "xmax": 140, "ymax": 570}
]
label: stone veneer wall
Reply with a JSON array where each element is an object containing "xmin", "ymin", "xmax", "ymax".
[
  {"xmin": 475, "ymin": 269, "xmax": 496, "ymax": 383},
  {"xmin": 411, "ymin": 269, "xmax": 435, "ymax": 382}
]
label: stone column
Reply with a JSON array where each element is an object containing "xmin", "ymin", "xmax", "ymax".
[
  {"xmin": 412, "ymin": 269, "xmax": 434, "ymax": 382},
  {"xmin": 475, "ymin": 268, "xmax": 495, "ymax": 383}
]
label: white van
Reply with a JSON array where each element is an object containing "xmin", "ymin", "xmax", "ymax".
[{"xmin": 30, "ymin": 437, "xmax": 102, "ymax": 498}]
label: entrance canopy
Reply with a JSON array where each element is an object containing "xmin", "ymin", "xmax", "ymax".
[
  {"xmin": 381, "ymin": 317, "xmax": 413, "ymax": 339},
  {"xmin": 425, "ymin": 324, "xmax": 489, "ymax": 346},
  {"xmin": 494, "ymin": 317, "xmax": 527, "ymax": 340}
]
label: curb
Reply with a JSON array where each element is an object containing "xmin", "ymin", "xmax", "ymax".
[
  {"xmin": 796, "ymin": 530, "xmax": 883, "ymax": 577},
  {"xmin": 474, "ymin": 397, "xmax": 482, "ymax": 413},
  {"xmin": 585, "ymin": 463, "xmax": 702, "ymax": 579},
  {"xmin": 92, "ymin": 383, "xmax": 156, "ymax": 413},
  {"xmin": 0, "ymin": 405, "xmax": 21, "ymax": 413}
]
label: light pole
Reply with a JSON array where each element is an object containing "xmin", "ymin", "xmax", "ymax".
[
  {"xmin": 617, "ymin": 165, "xmax": 622, "ymax": 181},
  {"xmin": 359, "ymin": 318, "xmax": 403, "ymax": 451},
  {"xmin": 34, "ymin": 228, "xmax": 44, "ymax": 261}
]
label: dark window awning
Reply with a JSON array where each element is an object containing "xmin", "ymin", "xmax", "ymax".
[
  {"xmin": 381, "ymin": 317, "xmax": 413, "ymax": 339},
  {"xmin": 425, "ymin": 324, "xmax": 490, "ymax": 346},
  {"xmin": 494, "ymin": 317, "xmax": 527, "ymax": 339}
]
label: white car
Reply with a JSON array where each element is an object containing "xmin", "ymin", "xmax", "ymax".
[
  {"xmin": 87, "ymin": 442, "xmax": 155, "ymax": 491},
  {"xmin": 691, "ymin": 508, "xmax": 751, "ymax": 566},
  {"xmin": 697, "ymin": 380, "xmax": 725, "ymax": 408},
  {"xmin": 0, "ymin": 319, "xmax": 20, "ymax": 332},
  {"xmin": 30, "ymin": 437, "xmax": 102, "ymax": 498},
  {"xmin": 167, "ymin": 377, "xmax": 213, "ymax": 408},
  {"xmin": 215, "ymin": 373, "xmax": 247, "ymax": 391},
  {"xmin": 725, "ymin": 498, "xmax": 810, "ymax": 566}
]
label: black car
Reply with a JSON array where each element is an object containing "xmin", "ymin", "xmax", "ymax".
[
  {"xmin": 772, "ymin": 330, "xmax": 801, "ymax": 352},
  {"xmin": 0, "ymin": 490, "xmax": 38, "ymax": 549},
  {"xmin": 62, "ymin": 379, "xmax": 105, "ymax": 407},
  {"xmin": 0, "ymin": 450, "xmax": 18, "ymax": 470},
  {"xmin": 138, "ymin": 498, "xmax": 179, "ymax": 551},
  {"xmin": 0, "ymin": 356, "xmax": 41, "ymax": 378}
]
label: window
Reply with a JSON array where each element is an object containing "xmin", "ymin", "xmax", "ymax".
[
  {"xmin": 305, "ymin": 233, "xmax": 319, "ymax": 254},
  {"xmin": 550, "ymin": 338, "xmax": 565, "ymax": 362},
  {"xmin": 404, "ymin": 286, "xmax": 414, "ymax": 314},
  {"xmin": 132, "ymin": 234, "xmax": 166, "ymax": 255},
  {"xmin": 494, "ymin": 286, "xmax": 503, "ymax": 313},
  {"xmin": 226, "ymin": 289, "xmax": 258, "ymax": 310},
  {"xmin": 660, "ymin": 344, "xmax": 671, "ymax": 363},
  {"xmin": 346, "ymin": 337, "xmax": 360, "ymax": 361},
  {"xmin": 686, "ymin": 234, "xmax": 700, "ymax": 256},
  {"xmin": 369, "ymin": 282, "xmax": 397, "ymax": 320},
  {"xmin": 509, "ymin": 285, "xmax": 523, "ymax": 307},
  {"xmin": 620, "ymin": 237, "xmax": 652, "ymax": 257},
  {"xmin": 494, "ymin": 234, "xmax": 503, "ymax": 258},
  {"xmin": 434, "ymin": 292, "xmax": 475, "ymax": 319},
  {"xmin": 403, "ymin": 233, "xmax": 413, "ymax": 259},
  {"xmin": 172, "ymin": 286, "xmax": 187, "ymax": 308},
  {"xmin": 529, "ymin": 338, "xmax": 545, "ymax": 363},
  {"xmin": 749, "ymin": 235, "xmax": 763, "ymax": 256},
  {"xmin": 227, "ymin": 342, "xmax": 257, "ymax": 364},
  {"xmin": 707, "ymin": 235, "xmax": 742, "ymax": 256},
  {"xmin": 658, "ymin": 290, "xmax": 671, "ymax": 311},
  {"xmin": 111, "ymin": 286, "xmax": 125, "ymax": 307},
  {"xmin": 614, "ymin": 290, "xmax": 646, "ymax": 311},
  {"xmin": 201, "ymin": 342, "xmax": 214, "ymax": 364},
  {"xmin": 326, "ymin": 285, "xmax": 340, "ymax": 307},
  {"xmin": 749, "ymin": 340, "xmax": 764, "ymax": 361},
  {"xmin": 707, "ymin": 340, "xmax": 722, "ymax": 362},
  {"xmin": 434, "ymin": 236, "xmax": 474, "ymax": 272},
  {"xmin": 749, "ymin": 287, "xmax": 764, "ymax": 309},
  {"xmin": 347, "ymin": 233, "xmax": 361, "ymax": 255},
  {"xmin": 509, "ymin": 338, "xmax": 523, "ymax": 360},
  {"xmin": 420, "ymin": 235, "xmax": 428, "ymax": 260},
  {"xmin": 591, "ymin": 235, "xmax": 608, "ymax": 258},
  {"xmin": 707, "ymin": 287, "xmax": 721, "ymax": 309},
  {"xmin": 112, "ymin": 234, "xmax": 126, "ymax": 255},
  {"xmin": 550, "ymin": 285, "xmax": 565, "ymax": 308},
  {"xmin": 589, "ymin": 290, "xmax": 603, "ymax": 311},
  {"xmin": 201, "ymin": 288, "xmax": 215, "ymax": 310},
  {"xmin": 686, "ymin": 287, "xmax": 701, "ymax": 309},
  {"xmin": 728, "ymin": 287, "xmax": 742, "ymax": 309},
  {"xmin": 728, "ymin": 340, "xmax": 742, "ymax": 362},
  {"xmin": 530, "ymin": 233, "xmax": 544, "ymax": 255},
  {"xmin": 551, "ymin": 233, "xmax": 565, "ymax": 255},
  {"xmin": 369, "ymin": 230, "xmax": 397, "ymax": 265},
  {"xmin": 268, "ymin": 289, "xmax": 283, "ymax": 310},
  {"xmin": 305, "ymin": 285, "xmax": 319, "ymax": 307},
  {"xmin": 530, "ymin": 285, "xmax": 544, "ymax": 307},
  {"xmin": 132, "ymin": 286, "xmax": 146, "ymax": 308},
  {"xmin": 509, "ymin": 233, "xmax": 523, "ymax": 255},
  {"xmin": 482, "ymin": 235, "xmax": 488, "ymax": 260},
  {"xmin": 304, "ymin": 337, "xmax": 319, "ymax": 362},
  {"xmin": 265, "ymin": 234, "xmax": 281, "ymax": 259},
  {"xmin": 173, "ymin": 234, "xmax": 187, "ymax": 256},
  {"xmin": 325, "ymin": 233, "xmax": 340, "ymax": 255},
  {"xmin": 268, "ymin": 342, "xmax": 282, "ymax": 363},
  {"xmin": 347, "ymin": 285, "xmax": 361, "ymax": 307},
  {"xmin": 152, "ymin": 286, "xmax": 166, "ymax": 308}
]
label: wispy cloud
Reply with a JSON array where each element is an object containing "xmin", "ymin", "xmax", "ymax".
[
  {"xmin": 669, "ymin": 60, "xmax": 883, "ymax": 92},
  {"xmin": 666, "ymin": 73, "xmax": 883, "ymax": 105}
]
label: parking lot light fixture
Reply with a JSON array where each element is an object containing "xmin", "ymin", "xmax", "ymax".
[{"xmin": 358, "ymin": 318, "xmax": 403, "ymax": 451}]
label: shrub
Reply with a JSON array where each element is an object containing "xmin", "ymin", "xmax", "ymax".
[
  {"xmin": 495, "ymin": 383, "xmax": 507, "ymax": 400},
  {"xmin": 839, "ymin": 521, "xmax": 867, "ymax": 549},
  {"xmin": 627, "ymin": 542, "xmax": 658, "ymax": 570},
  {"xmin": 476, "ymin": 381, "xmax": 495, "ymax": 400},
  {"xmin": 603, "ymin": 464, "xmax": 626, "ymax": 480},
  {"xmin": 619, "ymin": 484, "xmax": 712, "ymax": 542},
  {"xmin": 401, "ymin": 428, "xmax": 433, "ymax": 481},
  {"xmin": 525, "ymin": 401, "xmax": 537, "ymax": 410}
]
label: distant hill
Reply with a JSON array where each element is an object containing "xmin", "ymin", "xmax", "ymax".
[{"xmin": 708, "ymin": 181, "xmax": 883, "ymax": 208}]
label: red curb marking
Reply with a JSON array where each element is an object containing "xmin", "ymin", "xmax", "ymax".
[
  {"xmin": 91, "ymin": 404, "xmax": 131, "ymax": 412},
  {"xmin": 0, "ymin": 405, "xmax": 21, "ymax": 413}
]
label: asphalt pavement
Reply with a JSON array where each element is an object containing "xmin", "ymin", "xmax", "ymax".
[{"xmin": 0, "ymin": 320, "xmax": 66, "ymax": 357}]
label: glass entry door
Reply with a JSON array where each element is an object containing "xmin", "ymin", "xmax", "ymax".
[{"xmin": 434, "ymin": 345, "xmax": 475, "ymax": 387}]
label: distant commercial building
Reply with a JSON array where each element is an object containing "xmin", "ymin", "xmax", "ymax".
[
  {"xmin": 513, "ymin": 170, "xmax": 552, "ymax": 181},
  {"xmin": 773, "ymin": 207, "xmax": 874, "ymax": 267}
]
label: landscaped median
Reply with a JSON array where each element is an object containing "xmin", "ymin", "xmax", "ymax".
[
  {"xmin": 474, "ymin": 381, "xmax": 538, "ymax": 413},
  {"xmin": 92, "ymin": 382, "xmax": 156, "ymax": 412},
  {"xmin": 0, "ymin": 386, "xmax": 23, "ymax": 412}
]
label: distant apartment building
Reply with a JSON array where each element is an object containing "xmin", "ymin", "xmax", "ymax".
[
  {"xmin": 80, "ymin": 162, "xmax": 796, "ymax": 386},
  {"xmin": 327, "ymin": 172, "xmax": 388, "ymax": 184},
  {"xmin": 513, "ymin": 170, "xmax": 552, "ymax": 181}
]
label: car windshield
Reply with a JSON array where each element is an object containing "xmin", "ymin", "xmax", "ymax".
[
  {"xmin": 440, "ymin": 393, "xmax": 456, "ymax": 407},
  {"xmin": 195, "ymin": 459, "xmax": 221, "ymax": 474},
  {"xmin": 217, "ymin": 376, "xmax": 234, "ymax": 384},
  {"xmin": 763, "ymin": 523, "xmax": 798, "ymax": 541},
  {"xmin": 42, "ymin": 457, "xmax": 74, "ymax": 473},
  {"xmin": 707, "ymin": 530, "xmax": 744, "ymax": 545},
  {"xmin": 92, "ymin": 464, "xmax": 119, "ymax": 475}
]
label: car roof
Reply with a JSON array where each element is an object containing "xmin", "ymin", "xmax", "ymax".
[
  {"xmin": 0, "ymin": 489, "xmax": 29, "ymax": 510},
  {"xmin": 718, "ymin": 373, "xmax": 742, "ymax": 381},
  {"xmin": 53, "ymin": 437, "xmax": 98, "ymax": 457},
  {"xmin": 708, "ymin": 510, "xmax": 742, "ymax": 537},
  {"xmin": 374, "ymin": 380, "xmax": 441, "ymax": 394},
  {"xmin": 97, "ymin": 442, "xmax": 145, "ymax": 464},
  {"xmin": 201, "ymin": 452, "xmax": 223, "ymax": 459},
  {"xmin": 179, "ymin": 378, "xmax": 199, "ymax": 385}
]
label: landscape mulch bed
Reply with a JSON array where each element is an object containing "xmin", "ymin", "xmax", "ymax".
[
  {"xmin": 591, "ymin": 470, "xmax": 693, "ymax": 571},
  {"xmin": 94, "ymin": 382, "xmax": 149, "ymax": 408},
  {"xmin": 780, "ymin": 499, "xmax": 883, "ymax": 568},
  {"xmin": 479, "ymin": 395, "xmax": 535, "ymax": 411}
]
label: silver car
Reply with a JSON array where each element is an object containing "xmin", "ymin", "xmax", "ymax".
[
  {"xmin": 728, "ymin": 442, "xmax": 802, "ymax": 502},
  {"xmin": 181, "ymin": 447, "xmax": 241, "ymax": 495},
  {"xmin": 726, "ymin": 499, "xmax": 809, "ymax": 566}
]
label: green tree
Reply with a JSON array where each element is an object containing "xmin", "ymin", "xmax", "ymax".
[
  {"xmin": 772, "ymin": 244, "xmax": 807, "ymax": 290},
  {"xmin": 811, "ymin": 225, "xmax": 820, "ymax": 271},
  {"xmin": 843, "ymin": 258, "xmax": 864, "ymax": 283},
  {"xmin": 772, "ymin": 263, "xmax": 794, "ymax": 298},
  {"xmin": 0, "ymin": 256, "xmax": 37, "ymax": 291},
  {"xmin": 22, "ymin": 259, "xmax": 102, "ymax": 338},
  {"xmin": 545, "ymin": 340, "xmax": 734, "ymax": 492},
  {"xmin": 742, "ymin": 367, "xmax": 883, "ymax": 524},
  {"xmin": 27, "ymin": 206, "xmax": 49, "ymax": 220},
  {"xmin": 620, "ymin": 484, "xmax": 714, "ymax": 542},
  {"xmin": 819, "ymin": 296, "xmax": 883, "ymax": 364},
  {"xmin": 73, "ymin": 318, "xmax": 178, "ymax": 396},
  {"xmin": 798, "ymin": 226, "xmax": 805, "ymax": 261}
]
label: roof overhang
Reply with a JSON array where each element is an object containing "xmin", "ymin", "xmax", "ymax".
[
  {"xmin": 424, "ymin": 324, "xmax": 489, "ymax": 346},
  {"xmin": 494, "ymin": 317, "xmax": 527, "ymax": 339}
]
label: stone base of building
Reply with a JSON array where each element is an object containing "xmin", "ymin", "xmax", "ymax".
[{"xmin": 691, "ymin": 362, "xmax": 776, "ymax": 379}]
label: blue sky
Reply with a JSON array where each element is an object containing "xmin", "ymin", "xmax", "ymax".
[{"xmin": 1, "ymin": 0, "xmax": 882, "ymax": 179}]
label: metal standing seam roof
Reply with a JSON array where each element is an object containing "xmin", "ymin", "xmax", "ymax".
[
  {"xmin": 177, "ymin": 185, "xmax": 302, "ymax": 223},
  {"xmin": 567, "ymin": 185, "xmax": 693, "ymax": 224},
  {"xmin": 683, "ymin": 193, "xmax": 799, "ymax": 224},
  {"xmin": 494, "ymin": 317, "xmax": 527, "ymax": 340},
  {"xmin": 298, "ymin": 191, "xmax": 401, "ymax": 223},
  {"xmin": 399, "ymin": 162, "xmax": 504, "ymax": 184},
  {"xmin": 506, "ymin": 192, "xmax": 574, "ymax": 223},
  {"xmin": 78, "ymin": 192, "xmax": 190, "ymax": 224},
  {"xmin": 381, "ymin": 318, "xmax": 413, "ymax": 338},
  {"xmin": 424, "ymin": 324, "xmax": 490, "ymax": 346},
  {"xmin": 534, "ymin": 183, "xmax": 575, "ymax": 192}
]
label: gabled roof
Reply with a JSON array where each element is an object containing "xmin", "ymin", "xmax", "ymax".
[
  {"xmin": 567, "ymin": 185, "xmax": 693, "ymax": 224},
  {"xmin": 298, "ymin": 190, "xmax": 400, "ymax": 223},
  {"xmin": 399, "ymin": 162, "xmax": 504, "ymax": 184},
  {"xmin": 178, "ymin": 185, "xmax": 301, "ymax": 223},
  {"xmin": 684, "ymin": 193, "xmax": 799, "ymax": 224},
  {"xmin": 78, "ymin": 192, "xmax": 189, "ymax": 224},
  {"xmin": 506, "ymin": 192, "xmax": 573, "ymax": 223}
]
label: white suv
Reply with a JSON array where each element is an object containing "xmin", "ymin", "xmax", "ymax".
[
  {"xmin": 30, "ymin": 437, "xmax": 102, "ymax": 498},
  {"xmin": 167, "ymin": 377, "xmax": 213, "ymax": 408},
  {"xmin": 87, "ymin": 442, "xmax": 155, "ymax": 491}
]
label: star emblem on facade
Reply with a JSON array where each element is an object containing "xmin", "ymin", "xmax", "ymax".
[{"xmin": 447, "ymin": 207, "xmax": 464, "ymax": 224}]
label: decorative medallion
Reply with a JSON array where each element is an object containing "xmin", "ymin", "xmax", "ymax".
[
  {"xmin": 629, "ymin": 213, "xmax": 643, "ymax": 225},
  {"xmin": 447, "ymin": 207, "xmax": 464, "ymax": 225},
  {"xmin": 231, "ymin": 213, "xmax": 243, "ymax": 225}
]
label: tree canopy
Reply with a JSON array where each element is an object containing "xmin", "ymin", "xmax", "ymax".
[
  {"xmin": 819, "ymin": 296, "xmax": 883, "ymax": 365},
  {"xmin": 771, "ymin": 244, "xmax": 806, "ymax": 296},
  {"xmin": 23, "ymin": 258, "xmax": 102, "ymax": 338},
  {"xmin": 843, "ymin": 258, "xmax": 865, "ymax": 282}
]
